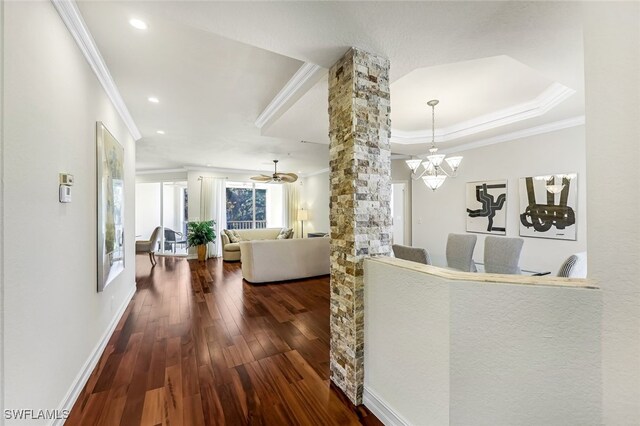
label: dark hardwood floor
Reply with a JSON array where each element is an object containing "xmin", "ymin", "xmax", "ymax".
[{"xmin": 66, "ymin": 256, "xmax": 381, "ymax": 425}]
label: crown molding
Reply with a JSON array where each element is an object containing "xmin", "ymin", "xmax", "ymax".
[
  {"xmin": 437, "ymin": 115, "xmax": 585, "ymax": 155},
  {"xmin": 51, "ymin": 0, "xmax": 142, "ymax": 141},
  {"xmin": 255, "ymin": 62, "xmax": 325, "ymax": 131},
  {"xmin": 301, "ymin": 167, "xmax": 330, "ymax": 178},
  {"xmin": 391, "ymin": 82, "xmax": 575, "ymax": 145},
  {"xmin": 135, "ymin": 168, "xmax": 187, "ymax": 175}
]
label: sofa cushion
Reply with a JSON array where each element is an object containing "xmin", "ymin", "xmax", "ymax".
[
  {"xmin": 225, "ymin": 242, "xmax": 240, "ymax": 252},
  {"xmin": 234, "ymin": 228, "xmax": 282, "ymax": 240}
]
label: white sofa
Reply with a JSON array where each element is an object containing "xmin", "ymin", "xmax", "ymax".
[
  {"xmin": 240, "ymin": 237, "xmax": 330, "ymax": 283},
  {"xmin": 221, "ymin": 228, "xmax": 286, "ymax": 262}
]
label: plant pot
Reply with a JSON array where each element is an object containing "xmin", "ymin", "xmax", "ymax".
[{"xmin": 197, "ymin": 245, "xmax": 207, "ymax": 261}]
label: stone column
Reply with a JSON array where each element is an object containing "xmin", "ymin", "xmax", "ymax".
[{"xmin": 328, "ymin": 47, "xmax": 392, "ymax": 405}]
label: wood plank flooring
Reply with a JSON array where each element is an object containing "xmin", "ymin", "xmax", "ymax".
[{"xmin": 66, "ymin": 256, "xmax": 381, "ymax": 425}]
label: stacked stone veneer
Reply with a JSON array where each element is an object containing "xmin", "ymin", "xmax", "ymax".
[{"xmin": 328, "ymin": 47, "xmax": 392, "ymax": 405}]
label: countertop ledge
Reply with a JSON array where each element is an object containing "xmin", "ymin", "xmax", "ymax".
[{"xmin": 366, "ymin": 256, "xmax": 598, "ymax": 290}]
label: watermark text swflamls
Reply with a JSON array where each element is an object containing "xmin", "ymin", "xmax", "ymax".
[{"xmin": 4, "ymin": 409, "xmax": 69, "ymax": 421}]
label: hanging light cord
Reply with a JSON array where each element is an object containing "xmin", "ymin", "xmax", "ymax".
[{"xmin": 431, "ymin": 102, "xmax": 436, "ymax": 148}]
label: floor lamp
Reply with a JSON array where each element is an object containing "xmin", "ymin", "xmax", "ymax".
[{"xmin": 297, "ymin": 209, "xmax": 309, "ymax": 238}]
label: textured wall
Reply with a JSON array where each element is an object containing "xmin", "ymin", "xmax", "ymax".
[
  {"xmin": 328, "ymin": 47, "xmax": 392, "ymax": 404},
  {"xmin": 584, "ymin": 2, "xmax": 640, "ymax": 423},
  {"xmin": 364, "ymin": 258, "xmax": 602, "ymax": 425}
]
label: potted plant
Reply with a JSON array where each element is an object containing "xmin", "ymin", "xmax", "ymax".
[{"xmin": 187, "ymin": 220, "xmax": 216, "ymax": 261}]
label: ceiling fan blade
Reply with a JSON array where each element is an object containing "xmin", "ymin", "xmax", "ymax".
[
  {"xmin": 276, "ymin": 173, "xmax": 298, "ymax": 183},
  {"xmin": 251, "ymin": 175, "xmax": 272, "ymax": 182}
]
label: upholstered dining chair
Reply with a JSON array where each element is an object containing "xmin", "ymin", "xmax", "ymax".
[
  {"xmin": 484, "ymin": 236, "xmax": 524, "ymax": 274},
  {"xmin": 446, "ymin": 234, "xmax": 478, "ymax": 272},
  {"xmin": 392, "ymin": 244, "xmax": 432, "ymax": 265},
  {"xmin": 136, "ymin": 226, "xmax": 162, "ymax": 266},
  {"xmin": 557, "ymin": 252, "xmax": 588, "ymax": 278}
]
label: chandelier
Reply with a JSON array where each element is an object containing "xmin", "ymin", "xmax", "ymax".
[{"xmin": 405, "ymin": 100, "xmax": 463, "ymax": 191}]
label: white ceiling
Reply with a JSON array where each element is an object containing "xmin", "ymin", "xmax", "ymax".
[
  {"xmin": 78, "ymin": 1, "xmax": 585, "ymax": 173},
  {"xmin": 391, "ymin": 56, "xmax": 558, "ymax": 132},
  {"xmin": 77, "ymin": 1, "xmax": 328, "ymax": 174}
]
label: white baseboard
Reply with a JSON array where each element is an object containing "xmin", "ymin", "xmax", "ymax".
[
  {"xmin": 363, "ymin": 386, "xmax": 411, "ymax": 426},
  {"xmin": 53, "ymin": 283, "xmax": 136, "ymax": 426}
]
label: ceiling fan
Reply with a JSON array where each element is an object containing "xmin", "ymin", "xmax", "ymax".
[{"xmin": 250, "ymin": 160, "xmax": 298, "ymax": 183}]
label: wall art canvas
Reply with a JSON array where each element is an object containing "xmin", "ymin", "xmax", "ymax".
[
  {"xmin": 466, "ymin": 180, "xmax": 507, "ymax": 235},
  {"xmin": 519, "ymin": 173, "xmax": 577, "ymax": 241},
  {"xmin": 97, "ymin": 122, "xmax": 125, "ymax": 292}
]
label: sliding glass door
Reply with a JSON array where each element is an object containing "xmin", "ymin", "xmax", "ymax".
[{"xmin": 135, "ymin": 181, "xmax": 188, "ymax": 256}]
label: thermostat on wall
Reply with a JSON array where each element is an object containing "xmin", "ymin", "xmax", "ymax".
[
  {"xmin": 59, "ymin": 185, "xmax": 72, "ymax": 203},
  {"xmin": 59, "ymin": 173, "xmax": 74, "ymax": 185}
]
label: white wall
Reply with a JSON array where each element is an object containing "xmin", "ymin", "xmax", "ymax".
[
  {"xmin": 392, "ymin": 159, "xmax": 413, "ymax": 246},
  {"xmin": 300, "ymin": 170, "xmax": 330, "ymax": 235},
  {"xmin": 135, "ymin": 182, "xmax": 161, "ymax": 239},
  {"xmin": 0, "ymin": 0, "xmax": 4, "ymax": 419},
  {"xmin": 364, "ymin": 258, "xmax": 602, "ymax": 426},
  {"xmin": 3, "ymin": 2, "xmax": 136, "ymax": 421},
  {"xmin": 583, "ymin": 3, "xmax": 640, "ymax": 423},
  {"xmin": 412, "ymin": 126, "xmax": 587, "ymax": 273}
]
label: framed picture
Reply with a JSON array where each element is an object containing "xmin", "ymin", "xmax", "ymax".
[
  {"xmin": 519, "ymin": 173, "xmax": 577, "ymax": 241},
  {"xmin": 97, "ymin": 122, "xmax": 125, "ymax": 292},
  {"xmin": 466, "ymin": 180, "xmax": 507, "ymax": 235}
]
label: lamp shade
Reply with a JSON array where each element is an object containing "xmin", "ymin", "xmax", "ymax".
[
  {"xmin": 405, "ymin": 158, "xmax": 423, "ymax": 173},
  {"xmin": 422, "ymin": 175, "xmax": 446, "ymax": 191},
  {"xmin": 297, "ymin": 209, "xmax": 309, "ymax": 221},
  {"xmin": 445, "ymin": 156, "xmax": 463, "ymax": 171}
]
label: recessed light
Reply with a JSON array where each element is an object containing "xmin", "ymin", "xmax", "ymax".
[
  {"xmin": 206, "ymin": 164, "xmax": 212, "ymax": 167},
  {"xmin": 129, "ymin": 19, "xmax": 148, "ymax": 30},
  {"xmin": 148, "ymin": 97, "xmax": 159, "ymax": 103},
  {"xmin": 156, "ymin": 130, "xmax": 165, "ymax": 135}
]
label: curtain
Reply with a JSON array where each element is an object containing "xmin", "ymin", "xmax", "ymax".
[
  {"xmin": 200, "ymin": 177, "xmax": 227, "ymax": 258},
  {"xmin": 283, "ymin": 182, "xmax": 302, "ymax": 238}
]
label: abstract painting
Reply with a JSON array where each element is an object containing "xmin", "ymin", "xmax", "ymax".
[
  {"xmin": 466, "ymin": 180, "xmax": 507, "ymax": 235},
  {"xmin": 97, "ymin": 122, "xmax": 125, "ymax": 291},
  {"xmin": 519, "ymin": 173, "xmax": 577, "ymax": 241}
]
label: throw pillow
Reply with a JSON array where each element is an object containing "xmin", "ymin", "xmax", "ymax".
[
  {"xmin": 225, "ymin": 229, "xmax": 242, "ymax": 243},
  {"xmin": 276, "ymin": 228, "xmax": 290, "ymax": 240}
]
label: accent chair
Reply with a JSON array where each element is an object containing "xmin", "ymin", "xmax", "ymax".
[{"xmin": 136, "ymin": 226, "xmax": 162, "ymax": 266}]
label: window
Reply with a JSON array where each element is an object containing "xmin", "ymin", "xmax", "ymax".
[{"xmin": 226, "ymin": 182, "xmax": 269, "ymax": 229}]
